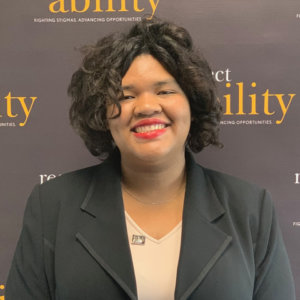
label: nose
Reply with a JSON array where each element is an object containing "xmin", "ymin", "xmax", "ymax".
[{"xmin": 133, "ymin": 93, "xmax": 162, "ymax": 117}]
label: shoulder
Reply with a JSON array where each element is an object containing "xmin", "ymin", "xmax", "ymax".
[
  {"xmin": 39, "ymin": 163, "xmax": 100, "ymax": 194},
  {"xmin": 31, "ymin": 163, "xmax": 107, "ymax": 216},
  {"xmin": 24, "ymin": 163, "xmax": 108, "ymax": 242},
  {"xmin": 203, "ymin": 167, "xmax": 265, "ymax": 197},
  {"xmin": 38, "ymin": 153, "xmax": 118, "ymax": 195},
  {"xmin": 201, "ymin": 166, "xmax": 273, "ymax": 219},
  {"xmin": 199, "ymin": 166, "xmax": 277, "ymax": 254}
]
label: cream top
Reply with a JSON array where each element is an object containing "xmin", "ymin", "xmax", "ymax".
[{"xmin": 125, "ymin": 211, "xmax": 182, "ymax": 300}]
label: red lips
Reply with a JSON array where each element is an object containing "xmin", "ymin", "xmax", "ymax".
[
  {"xmin": 131, "ymin": 118, "xmax": 169, "ymax": 131},
  {"xmin": 131, "ymin": 118, "xmax": 169, "ymax": 139}
]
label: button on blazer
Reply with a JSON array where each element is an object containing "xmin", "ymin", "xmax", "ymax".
[{"xmin": 6, "ymin": 152, "xmax": 296, "ymax": 299}]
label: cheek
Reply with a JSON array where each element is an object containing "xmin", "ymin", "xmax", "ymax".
[
  {"xmin": 179, "ymin": 104, "xmax": 192, "ymax": 137},
  {"xmin": 107, "ymin": 120, "xmax": 121, "ymax": 140},
  {"xmin": 106, "ymin": 105, "xmax": 130, "ymax": 137},
  {"xmin": 177, "ymin": 99, "xmax": 191, "ymax": 125}
]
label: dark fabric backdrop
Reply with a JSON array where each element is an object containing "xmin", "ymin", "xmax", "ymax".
[{"xmin": 0, "ymin": 0, "xmax": 299, "ymax": 297}]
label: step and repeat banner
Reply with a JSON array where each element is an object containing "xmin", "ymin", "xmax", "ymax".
[{"xmin": 0, "ymin": 0, "xmax": 299, "ymax": 297}]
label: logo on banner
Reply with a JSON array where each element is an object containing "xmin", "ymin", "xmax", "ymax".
[
  {"xmin": 213, "ymin": 68, "xmax": 296, "ymax": 125},
  {"xmin": 46, "ymin": 0, "xmax": 160, "ymax": 20},
  {"xmin": 40, "ymin": 173, "xmax": 61, "ymax": 184},
  {"xmin": 295, "ymin": 173, "xmax": 300, "ymax": 184},
  {"xmin": 0, "ymin": 284, "xmax": 4, "ymax": 300},
  {"xmin": 0, "ymin": 92, "xmax": 37, "ymax": 127}
]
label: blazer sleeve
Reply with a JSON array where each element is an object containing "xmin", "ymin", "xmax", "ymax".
[
  {"xmin": 5, "ymin": 185, "xmax": 53, "ymax": 300},
  {"xmin": 253, "ymin": 190, "xmax": 296, "ymax": 300}
]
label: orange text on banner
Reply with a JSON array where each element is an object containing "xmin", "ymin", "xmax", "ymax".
[
  {"xmin": 222, "ymin": 82, "xmax": 295, "ymax": 124},
  {"xmin": 0, "ymin": 284, "xmax": 4, "ymax": 300},
  {"xmin": 49, "ymin": 0, "xmax": 160, "ymax": 19},
  {"xmin": 0, "ymin": 92, "xmax": 37, "ymax": 126}
]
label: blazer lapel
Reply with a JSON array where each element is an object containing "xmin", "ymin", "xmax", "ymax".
[
  {"xmin": 175, "ymin": 153, "xmax": 232, "ymax": 300},
  {"xmin": 75, "ymin": 154, "xmax": 137, "ymax": 300}
]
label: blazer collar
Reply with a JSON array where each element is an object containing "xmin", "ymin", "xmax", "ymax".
[
  {"xmin": 76, "ymin": 151, "xmax": 137, "ymax": 299},
  {"xmin": 77, "ymin": 150, "xmax": 232, "ymax": 300},
  {"xmin": 175, "ymin": 152, "xmax": 232, "ymax": 300}
]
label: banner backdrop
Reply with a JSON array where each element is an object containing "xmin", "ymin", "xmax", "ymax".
[{"xmin": 1, "ymin": 0, "xmax": 299, "ymax": 297}]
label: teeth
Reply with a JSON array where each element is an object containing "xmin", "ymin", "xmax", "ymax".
[{"xmin": 135, "ymin": 124, "xmax": 166, "ymax": 133}]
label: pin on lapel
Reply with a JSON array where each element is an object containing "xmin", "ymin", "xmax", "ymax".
[{"xmin": 132, "ymin": 235, "xmax": 146, "ymax": 245}]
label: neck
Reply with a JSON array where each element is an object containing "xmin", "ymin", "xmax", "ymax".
[{"xmin": 120, "ymin": 151, "xmax": 186, "ymax": 205}]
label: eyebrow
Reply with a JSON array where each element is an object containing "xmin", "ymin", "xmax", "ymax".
[{"xmin": 122, "ymin": 79, "xmax": 177, "ymax": 91}]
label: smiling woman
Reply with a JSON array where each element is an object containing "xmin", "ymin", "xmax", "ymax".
[
  {"xmin": 68, "ymin": 17, "xmax": 222, "ymax": 158},
  {"xmin": 5, "ymin": 17, "xmax": 295, "ymax": 300},
  {"xmin": 107, "ymin": 54, "xmax": 191, "ymax": 164}
]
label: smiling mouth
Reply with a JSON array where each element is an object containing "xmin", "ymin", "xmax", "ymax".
[{"xmin": 133, "ymin": 124, "xmax": 168, "ymax": 133}]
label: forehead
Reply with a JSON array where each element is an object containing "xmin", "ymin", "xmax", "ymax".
[{"xmin": 122, "ymin": 54, "xmax": 175, "ymax": 86}]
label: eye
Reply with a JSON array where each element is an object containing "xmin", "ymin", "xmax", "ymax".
[
  {"xmin": 157, "ymin": 90, "xmax": 175, "ymax": 95},
  {"xmin": 119, "ymin": 95, "xmax": 135, "ymax": 101}
]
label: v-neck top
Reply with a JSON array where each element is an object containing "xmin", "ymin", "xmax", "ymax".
[{"xmin": 125, "ymin": 211, "xmax": 182, "ymax": 300}]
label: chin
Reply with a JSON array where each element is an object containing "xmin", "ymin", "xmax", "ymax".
[
  {"xmin": 134, "ymin": 145, "xmax": 184, "ymax": 163},
  {"xmin": 136, "ymin": 150, "xmax": 167, "ymax": 162}
]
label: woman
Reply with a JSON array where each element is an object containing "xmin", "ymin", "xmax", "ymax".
[{"xmin": 6, "ymin": 18, "xmax": 295, "ymax": 299}]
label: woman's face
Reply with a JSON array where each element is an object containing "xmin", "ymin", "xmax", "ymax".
[{"xmin": 106, "ymin": 54, "xmax": 191, "ymax": 163}]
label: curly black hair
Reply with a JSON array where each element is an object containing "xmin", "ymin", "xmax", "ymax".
[{"xmin": 68, "ymin": 17, "xmax": 222, "ymax": 157}]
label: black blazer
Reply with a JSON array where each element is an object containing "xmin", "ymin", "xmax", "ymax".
[{"xmin": 6, "ymin": 152, "xmax": 296, "ymax": 300}]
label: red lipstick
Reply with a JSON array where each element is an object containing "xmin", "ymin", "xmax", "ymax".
[
  {"xmin": 131, "ymin": 118, "xmax": 169, "ymax": 140},
  {"xmin": 131, "ymin": 118, "xmax": 168, "ymax": 129},
  {"xmin": 133, "ymin": 128, "xmax": 167, "ymax": 139}
]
